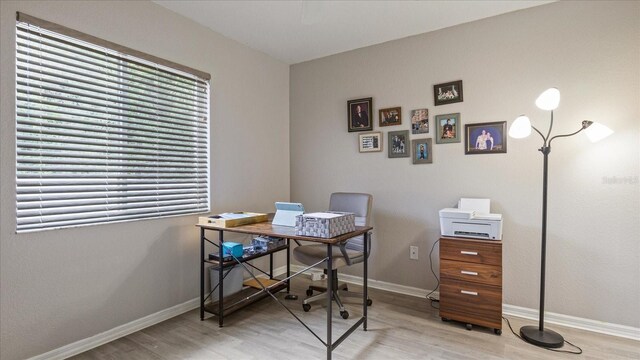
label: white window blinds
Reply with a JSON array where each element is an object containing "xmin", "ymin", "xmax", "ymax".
[{"xmin": 16, "ymin": 16, "xmax": 210, "ymax": 232}]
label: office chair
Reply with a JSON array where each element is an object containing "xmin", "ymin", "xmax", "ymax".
[{"xmin": 292, "ymin": 192, "xmax": 373, "ymax": 319}]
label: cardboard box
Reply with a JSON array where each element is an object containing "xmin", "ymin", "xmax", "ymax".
[{"xmin": 199, "ymin": 212, "xmax": 268, "ymax": 228}]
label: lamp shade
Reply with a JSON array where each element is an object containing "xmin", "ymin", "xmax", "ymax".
[
  {"xmin": 535, "ymin": 88, "xmax": 560, "ymax": 111},
  {"xmin": 584, "ymin": 121, "xmax": 614, "ymax": 142},
  {"xmin": 509, "ymin": 115, "xmax": 532, "ymax": 138}
]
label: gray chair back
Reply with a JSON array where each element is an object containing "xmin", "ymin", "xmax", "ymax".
[{"xmin": 329, "ymin": 192, "xmax": 372, "ymax": 252}]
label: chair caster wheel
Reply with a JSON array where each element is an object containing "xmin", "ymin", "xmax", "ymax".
[
  {"xmin": 466, "ymin": 324, "xmax": 472, "ymax": 331},
  {"xmin": 302, "ymin": 303, "xmax": 311, "ymax": 312},
  {"xmin": 306, "ymin": 289, "xmax": 313, "ymax": 296},
  {"xmin": 494, "ymin": 329, "xmax": 502, "ymax": 335},
  {"xmin": 441, "ymin": 317, "xmax": 450, "ymax": 322},
  {"xmin": 366, "ymin": 298, "xmax": 373, "ymax": 306},
  {"xmin": 340, "ymin": 310, "xmax": 349, "ymax": 319}
]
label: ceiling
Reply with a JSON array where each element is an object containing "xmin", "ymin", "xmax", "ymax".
[{"xmin": 153, "ymin": 0, "xmax": 554, "ymax": 64}]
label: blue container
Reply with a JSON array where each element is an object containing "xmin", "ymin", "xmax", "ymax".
[{"xmin": 222, "ymin": 242, "xmax": 243, "ymax": 258}]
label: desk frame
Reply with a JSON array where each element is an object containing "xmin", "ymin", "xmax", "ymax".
[{"xmin": 197, "ymin": 222, "xmax": 372, "ymax": 360}]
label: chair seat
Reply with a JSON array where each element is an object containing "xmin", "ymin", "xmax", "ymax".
[{"xmin": 293, "ymin": 244, "xmax": 364, "ymax": 269}]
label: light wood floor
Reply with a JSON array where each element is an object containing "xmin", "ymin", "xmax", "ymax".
[{"xmin": 72, "ymin": 278, "xmax": 639, "ymax": 360}]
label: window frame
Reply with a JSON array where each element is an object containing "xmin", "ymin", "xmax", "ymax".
[{"xmin": 15, "ymin": 13, "xmax": 211, "ymax": 233}]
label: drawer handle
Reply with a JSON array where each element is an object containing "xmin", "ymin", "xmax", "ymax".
[
  {"xmin": 460, "ymin": 290, "xmax": 478, "ymax": 296},
  {"xmin": 460, "ymin": 251, "xmax": 478, "ymax": 256},
  {"xmin": 461, "ymin": 270, "xmax": 478, "ymax": 276}
]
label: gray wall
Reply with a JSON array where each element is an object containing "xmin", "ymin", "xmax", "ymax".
[
  {"xmin": 291, "ymin": 1, "xmax": 639, "ymax": 327},
  {"xmin": 0, "ymin": 1, "xmax": 289, "ymax": 359}
]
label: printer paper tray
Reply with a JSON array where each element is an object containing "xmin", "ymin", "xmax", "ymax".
[{"xmin": 452, "ymin": 221, "xmax": 491, "ymax": 239}]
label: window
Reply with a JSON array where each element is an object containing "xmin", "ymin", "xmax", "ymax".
[{"xmin": 15, "ymin": 13, "xmax": 211, "ymax": 232}]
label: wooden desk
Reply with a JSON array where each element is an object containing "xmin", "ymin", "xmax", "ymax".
[{"xmin": 197, "ymin": 221, "xmax": 373, "ymax": 360}]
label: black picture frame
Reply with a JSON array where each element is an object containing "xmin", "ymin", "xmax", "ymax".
[
  {"xmin": 434, "ymin": 80, "xmax": 463, "ymax": 106},
  {"xmin": 465, "ymin": 121, "xmax": 507, "ymax": 154},
  {"xmin": 348, "ymin": 97, "xmax": 373, "ymax": 132}
]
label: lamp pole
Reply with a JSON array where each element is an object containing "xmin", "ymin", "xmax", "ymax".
[
  {"xmin": 519, "ymin": 142, "xmax": 565, "ymax": 348},
  {"xmin": 510, "ymin": 88, "xmax": 612, "ymax": 349},
  {"xmin": 519, "ymin": 115, "xmax": 590, "ymax": 348},
  {"xmin": 539, "ymin": 144, "xmax": 550, "ymax": 331}
]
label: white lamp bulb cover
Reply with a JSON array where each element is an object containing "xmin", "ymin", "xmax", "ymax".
[
  {"xmin": 509, "ymin": 115, "xmax": 532, "ymax": 138},
  {"xmin": 584, "ymin": 121, "xmax": 614, "ymax": 143},
  {"xmin": 535, "ymin": 88, "xmax": 561, "ymax": 111}
]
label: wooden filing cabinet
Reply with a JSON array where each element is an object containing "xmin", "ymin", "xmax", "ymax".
[{"xmin": 439, "ymin": 237, "xmax": 503, "ymax": 334}]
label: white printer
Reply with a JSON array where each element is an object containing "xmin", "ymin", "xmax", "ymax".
[{"xmin": 439, "ymin": 198, "xmax": 503, "ymax": 240}]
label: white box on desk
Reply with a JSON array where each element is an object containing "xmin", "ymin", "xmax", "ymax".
[{"xmin": 295, "ymin": 211, "xmax": 355, "ymax": 238}]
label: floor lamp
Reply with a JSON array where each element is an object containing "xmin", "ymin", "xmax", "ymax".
[{"xmin": 508, "ymin": 88, "xmax": 613, "ymax": 348}]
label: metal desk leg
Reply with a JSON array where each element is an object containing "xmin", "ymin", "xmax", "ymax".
[
  {"xmin": 200, "ymin": 227, "xmax": 205, "ymax": 320},
  {"xmin": 286, "ymin": 239, "xmax": 291, "ymax": 292},
  {"xmin": 364, "ymin": 231, "xmax": 369, "ymax": 331},
  {"xmin": 270, "ymin": 252, "xmax": 274, "ymax": 279},
  {"xmin": 218, "ymin": 230, "xmax": 224, "ymax": 327},
  {"xmin": 326, "ymin": 244, "xmax": 333, "ymax": 360}
]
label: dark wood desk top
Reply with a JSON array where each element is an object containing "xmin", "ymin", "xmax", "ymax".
[{"xmin": 197, "ymin": 221, "xmax": 372, "ymax": 244}]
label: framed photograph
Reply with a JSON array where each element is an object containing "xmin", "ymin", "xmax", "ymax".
[
  {"xmin": 410, "ymin": 108, "xmax": 429, "ymax": 134},
  {"xmin": 434, "ymin": 80, "xmax": 463, "ymax": 106},
  {"xmin": 348, "ymin": 97, "xmax": 373, "ymax": 132},
  {"xmin": 388, "ymin": 130, "xmax": 410, "ymax": 158},
  {"xmin": 359, "ymin": 132, "xmax": 382, "ymax": 152},
  {"xmin": 435, "ymin": 113, "xmax": 461, "ymax": 144},
  {"xmin": 379, "ymin": 107, "xmax": 401, "ymax": 127},
  {"xmin": 412, "ymin": 138, "xmax": 433, "ymax": 164},
  {"xmin": 465, "ymin": 121, "xmax": 507, "ymax": 154}
]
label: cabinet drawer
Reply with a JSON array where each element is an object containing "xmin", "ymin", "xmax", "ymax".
[
  {"xmin": 439, "ymin": 279, "xmax": 502, "ymax": 329},
  {"xmin": 440, "ymin": 237, "xmax": 501, "ymax": 265},
  {"xmin": 440, "ymin": 259, "xmax": 502, "ymax": 286}
]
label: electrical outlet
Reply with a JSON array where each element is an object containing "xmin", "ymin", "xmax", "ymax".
[{"xmin": 410, "ymin": 246, "xmax": 419, "ymax": 260}]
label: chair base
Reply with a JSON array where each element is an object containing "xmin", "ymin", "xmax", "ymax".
[{"xmin": 302, "ymin": 271, "xmax": 372, "ymax": 314}]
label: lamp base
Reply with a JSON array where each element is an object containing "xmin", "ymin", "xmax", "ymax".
[{"xmin": 520, "ymin": 325, "xmax": 564, "ymax": 348}]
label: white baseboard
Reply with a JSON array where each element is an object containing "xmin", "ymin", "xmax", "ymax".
[
  {"xmin": 290, "ymin": 265, "xmax": 640, "ymax": 341},
  {"xmin": 28, "ymin": 297, "xmax": 201, "ymax": 360},
  {"xmin": 290, "ymin": 265, "xmax": 438, "ymax": 299},
  {"xmin": 503, "ymin": 304, "xmax": 640, "ymax": 341}
]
